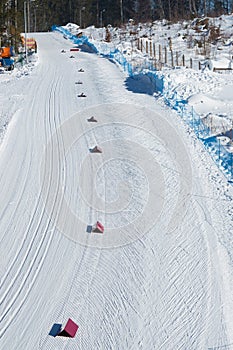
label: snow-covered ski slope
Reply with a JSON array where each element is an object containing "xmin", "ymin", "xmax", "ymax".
[{"xmin": 0, "ymin": 32, "xmax": 233, "ymax": 350}]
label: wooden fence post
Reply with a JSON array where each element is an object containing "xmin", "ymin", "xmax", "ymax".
[
  {"xmin": 164, "ymin": 46, "xmax": 167, "ymax": 64},
  {"xmin": 150, "ymin": 41, "xmax": 152, "ymax": 57},
  {"xmin": 182, "ymin": 54, "xmax": 185, "ymax": 66},
  {"xmin": 159, "ymin": 44, "xmax": 162, "ymax": 62},
  {"xmin": 171, "ymin": 50, "xmax": 174, "ymax": 67}
]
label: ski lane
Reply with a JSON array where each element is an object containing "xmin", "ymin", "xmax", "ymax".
[
  {"xmin": 0, "ymin": 33, "xmax": 85, "ymax": 346},
  {"xmin": 39, "ymin": 34, "xmax": 216, "ymax": 349}
]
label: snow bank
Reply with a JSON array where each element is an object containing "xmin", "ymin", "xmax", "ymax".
[{"xmin": 206, "ymin": 57, "xmax": 233, "ymax": 71}]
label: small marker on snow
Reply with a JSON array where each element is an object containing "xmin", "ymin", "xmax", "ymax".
[
  {"xmin": 90, "ymin": 145, "xmax": 102, "ymax": 153},
  {"xmin": 78, "ymin": 92, "xmax": 86, "ymax": 97},
  {"xmin": 92, "ymin": 221, "xmax": 104, "ymax": 234},
  {"xmin": 87, "ymin": 116, "xmax": 97, "ymax": 122}
]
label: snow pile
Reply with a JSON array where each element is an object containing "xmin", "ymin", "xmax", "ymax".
[
  {"xmin": 202, "ymin": 113, "xmax": 232, "ymax": 135},
  {"xmin": 63, "ymin": 22, "xmax": 80, "ymax": 35},
  {"xmin": 207, "ymin": 57, "xmax": 233, "ymax": 70}
]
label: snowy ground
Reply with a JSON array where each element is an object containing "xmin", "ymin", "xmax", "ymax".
[
  {"xmin": 61, "ymin": 17, "xmax": 233, "ymax": 179},
  {"xmin": 0, "ymin": 30, "xmax": 233, "ymax": 349},
  {"xmin": 85, "ymin": 15, "xmax": 233, "ymax": 137}
]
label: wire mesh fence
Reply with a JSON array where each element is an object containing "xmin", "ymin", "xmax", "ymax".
[{"xmin": 163, "ymin": 87, "xmax": 233, "ymax": 182}]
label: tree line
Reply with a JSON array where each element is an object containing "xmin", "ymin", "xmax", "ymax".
[{"xmin": 0, "ymin": 0, "xmax": 233, "ymax": 45}]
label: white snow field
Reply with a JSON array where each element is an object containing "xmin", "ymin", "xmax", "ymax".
[{"xmin": 0, "ymin": 32, "xmax": 233, "ymax": 350}]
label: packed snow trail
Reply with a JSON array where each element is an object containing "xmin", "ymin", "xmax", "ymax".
[{"xmin": 0, "ymin": 32, "xmax": 232, "ymax": 349}]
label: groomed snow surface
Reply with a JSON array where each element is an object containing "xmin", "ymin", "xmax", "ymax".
[{"xmin": 0, "ymin": 32, "xmax": 233, "ymax": 350}]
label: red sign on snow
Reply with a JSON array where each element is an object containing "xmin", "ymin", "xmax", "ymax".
[
  {"xmin": 92, "ymin": 221, "xmax": 104, "ymax": 233},
  {"xmin": 58, "ymin": 318, "xmax": 79, "ymax": 338}
]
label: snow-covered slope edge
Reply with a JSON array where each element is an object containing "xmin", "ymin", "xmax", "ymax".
[{"xmin": 52, "ymin": 24, "xmax": 233, "ymax": 184}]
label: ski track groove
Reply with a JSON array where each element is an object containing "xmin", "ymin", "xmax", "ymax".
[{"xmin": 0, "ymin": 68, "xmax": 66, "ymax": 337}]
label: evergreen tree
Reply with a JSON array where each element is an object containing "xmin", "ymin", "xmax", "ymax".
[{"xmin": 1, "ymin": 0, "xmax": 233, "ymax": 37}]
